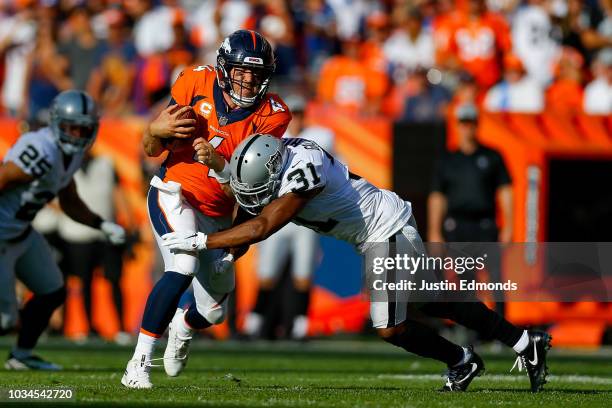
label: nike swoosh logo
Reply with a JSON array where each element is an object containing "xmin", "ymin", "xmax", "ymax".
[
  {"xmin": 528, "ymin": 341, "xmax": 538, "ymax": 365},
  {"xmin": 291, "ymin": 160, "xmax": 303, "ymax": 168},
  {"xmin": 456, "ymin": 363, "xmax": 478, "ymax": 384}
]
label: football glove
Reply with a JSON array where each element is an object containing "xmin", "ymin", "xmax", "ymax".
[
  {"xmin": 162, "ymin": 231, "xmax": 207, "ymax": 252},
  {"xmin": 101, "ymin": 221, "xmax": 126, "ymax": 245}
]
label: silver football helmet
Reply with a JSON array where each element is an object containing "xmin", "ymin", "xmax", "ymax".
[
  {"xmin": 49, "ymin": 90, "xmax": 99, "ymax": 155},
  {"xmin": 229, "ymin": 134, "xmax": 288, "ymax": 214}
]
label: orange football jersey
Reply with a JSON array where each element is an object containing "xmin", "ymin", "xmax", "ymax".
[
  {"xmin": 161, "ymin": 65, "xmax": 291, "ymax": 218},
  {"xmin": 449, "ymin": 12, "xmax": 511, "ymax": 88}
]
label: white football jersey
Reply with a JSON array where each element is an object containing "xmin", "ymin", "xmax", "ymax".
[
  {"xmin": 0, "ymin": 127, "xmax": 85, "ymax": 240},
  {"xmin": 278, "ymin": 138, "xmax": 412, "ymax": 252}
]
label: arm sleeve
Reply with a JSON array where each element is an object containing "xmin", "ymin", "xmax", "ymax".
[{"xmin": 4, "ymin": 134, "xmax": 53, "ymax": 179}]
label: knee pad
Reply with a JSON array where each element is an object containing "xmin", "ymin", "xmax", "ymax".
[
  {"xmin": 173, "ymin": 252, "xmax": 199, "ymax": 276},
  {"xmin": 196, "ymin": 303, "xmax": 226, "ymax": 325}
]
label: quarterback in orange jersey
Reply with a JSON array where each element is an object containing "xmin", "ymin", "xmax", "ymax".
[{"xmin": 122, "ymin": 30, "xmax": 291, "ymax": 389}]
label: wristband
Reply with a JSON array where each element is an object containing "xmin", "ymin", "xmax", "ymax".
[{"xmin": 211, "ymin": 160, "xmax": 231, "ymax": 183}]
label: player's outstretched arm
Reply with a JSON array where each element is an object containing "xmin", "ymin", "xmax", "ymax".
[
  {"xmin": 162, "ymin": 191, "xmax": 317, "ymax": 251},
  {"xmin": 143, "ymin": 105, "xmax": 196, "ymax": 157},
  {"xmin": 58, "ymin": 179, "xmax": 126, "ymax": 244},
  {"xmin": 0, "ymin": 161, "xmax": 34, "ymax": 192}
]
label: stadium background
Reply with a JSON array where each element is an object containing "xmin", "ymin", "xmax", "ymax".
[{"xmin": 0, "ymin": 0, "xmax": 610, "ymax": 347}]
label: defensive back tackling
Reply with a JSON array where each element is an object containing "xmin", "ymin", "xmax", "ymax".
[{"xmin": 162, "ymin": 135, "xmax": 553, "ymax": 393}]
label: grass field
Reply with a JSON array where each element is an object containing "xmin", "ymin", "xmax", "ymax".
[{"xmin": 0, "ymin": 337, "xmax": 611, "ymax": 407}]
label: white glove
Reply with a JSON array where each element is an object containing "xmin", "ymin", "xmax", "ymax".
[
  {"xmin": 162, "ymin": 231, "xmax": 207, "ymax": 252},
  {"xmin": 101, "ymin": 221, "xmax": 126, "ymax": 245},
  {"xmin": 213, "ymin": 252, "xmax": 234, "ymax": 276}
]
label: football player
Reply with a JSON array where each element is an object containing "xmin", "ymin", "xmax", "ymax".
[
  {"xmin": 163, "ymin": 134, "xmax": 552, "ymax": 393},
  {"xmin": 122, "ymin": 30, "xmax": 291, "ymax": 388},
  {"xmin": 0, "ymin": 90, "xmax": 125, "ymax": 370}
]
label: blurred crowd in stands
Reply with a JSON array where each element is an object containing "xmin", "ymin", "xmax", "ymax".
[{"xmin": 0, "ymin": 0, "xmax": 609, "ymax": 128}]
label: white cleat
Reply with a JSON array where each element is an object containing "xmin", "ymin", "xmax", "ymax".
[
  {"xmin": 121, "ymin": 355, "xmax": 153, "ymax": 389},
  {"xmin": 163, "ymin": 308, "xmax": 193, "ymax": 377}
]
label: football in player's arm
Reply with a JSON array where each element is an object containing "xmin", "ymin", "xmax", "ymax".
[{"xmin": 162, "ymin": 134, "xmax": 552, "ymax": 393}]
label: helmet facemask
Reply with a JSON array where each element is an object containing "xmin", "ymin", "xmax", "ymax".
[{"xmin": 216, "ymin": 58, "xmax": 274, "ymax": 108}]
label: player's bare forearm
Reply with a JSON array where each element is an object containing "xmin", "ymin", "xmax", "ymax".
[
  {"xmin": 58, "ymin": 180, "xmax": 103, "ymax": 229},
  {"xmin": 226, "ymin": 206, "xmax": 255, "ymax": 260},
  {"xmin": 206, "ymin": 193, "xmax": 310, "ymax": 249}
]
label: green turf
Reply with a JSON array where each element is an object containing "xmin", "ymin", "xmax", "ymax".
[{"xmin": 0, "ymin": 338, "xmax": 610, "ymax": 407}]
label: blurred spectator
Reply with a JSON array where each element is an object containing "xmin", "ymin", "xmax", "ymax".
[
  {"xmin": 0, "ymin": 4, "xmax": 36, "ymax": 116},
  {"xmin": 302, "ymin": 0, "xmax": 338, "ymax": 86},
  {"xmin": 383, "ymin": 7, "xmax": 435, "ymax": 82},
  {"xmin": 58, "ymin": 151, "xmax": 135, "ymax": 343},
  {"xmin": 127, "ymin": 0, "xmax": 181, "ymax": 57},
  {"xmin": 484, "ymin": 53, "xmax": 544, "ymax": 112},
  {"xmin": 448, "ymin": 0, "xmax": 512, "ymax": 89},
  {"xmin": 88, "ymin": 8, "xmax": 137, "ymax": 116},
  {"xmin": 547, "ymin": 46, "xmax": 585, "ymax": 113},
  {"xmin": 189, "ymin": 0, "xmax": 251, "ymax": 64},
  {"xmin": 400, "ymin": 68, "xmax": 451, "ymax": 123},
  {"xmin": 59, "ymin": 7, "xmax": 109, "ymax": 91},
  {"xmin": 512, "ymin": 0, "xmax": 561, "ymax": 85},
  {"xmin": 244, "ymin": 0, "xmax": 297, "ymax": 79},
  {"xmin": 361, "ymin": 11, "xmax": 390, "ymax": 76},
  {"xmin": 23, "ymin": 12, "xmax": 71, "ymax": 124},
  {"xmin": 327, "ymin": 0, "xmax": 370, "ymax": 40},
  {"xmin": 432, "ymin": 0, "xmax": 465, "ymax": 67},
  {"xmin": 317, "ymin": 38, "xmax": 388, "ymax": 114},
  {"xmin": 583, "ymin": 47, "xmax": 612, "ymax": 114},
  {"xmin": 558, "ymin": 0, "xmax": 612, "ymax": 61},
  {"xmin": 166, "ymin": 12, "xmax": 197, "ymax": 76}
]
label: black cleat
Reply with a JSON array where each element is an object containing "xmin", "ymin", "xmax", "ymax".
[
  {"xmin": 440, "ymin": 346, "xmax": 485, "ymax": 392},
  {"xmin": 511, "ymin": 330, "xmax": 552, "ymax": 392}
]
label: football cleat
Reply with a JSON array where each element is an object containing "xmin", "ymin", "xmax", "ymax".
[
  {"xmin": 121, "ymin": 355, "xmax": 153, "ymax": 389},
  {"xmin": 163, "ymin": 308, "xmax": 193, "ymax": 377},
  {"xmin": 510, "ymin": 330, "xmax": 552, "ymax": 392},
  {"xmin": 440, "ymin": 346, "xmax": 485, "ymax": 392},
  {"xmin": 5, "ymin": 352, "xmax": 62, "ymax": 371}
]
